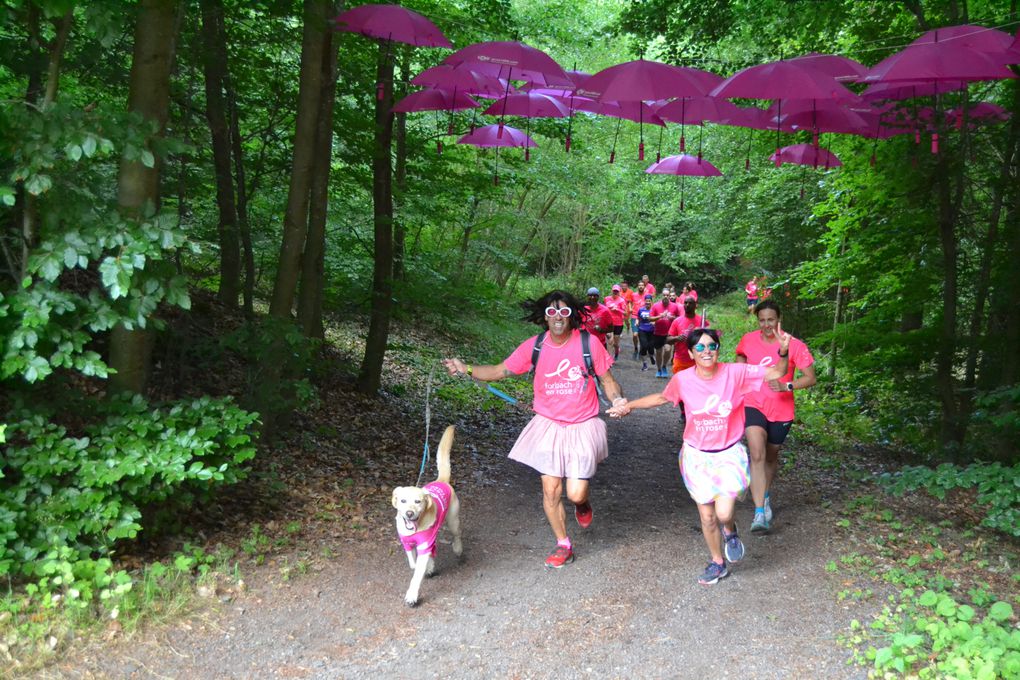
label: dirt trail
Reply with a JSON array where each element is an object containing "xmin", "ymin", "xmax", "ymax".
[{"xmin": 53, "ymin": 350, "xmax": 867, "ymax": 679}]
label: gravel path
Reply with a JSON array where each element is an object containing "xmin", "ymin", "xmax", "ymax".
[{"xmin": 54, "ymin": 350, "xmax": 867, "ymax": 679}]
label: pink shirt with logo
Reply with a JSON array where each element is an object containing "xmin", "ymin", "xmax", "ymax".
[
  {"xmin": 603, "ymin": 295, "xmax": 627, "ymax": 325},
  {"xmin": 663, "ymin": 363, "xmax": 767, "ymax": 451},
  {"xmin": 504, "ymin": 329, "xmax": 613, "ymax": 424},
  {"xmin": 735, "ymin": 331, "xmax": 814, "ymax": 422},
  {"xmin": 649, "ymin": 300, "xmax": 681, "ymax": 335},
  {"xmin": 399, "ymin": 481, "xmax": 453, "ymax": 557},
  {"xmin": 581, "ymin": 304, "xmax": 613, "ymax": 346}
]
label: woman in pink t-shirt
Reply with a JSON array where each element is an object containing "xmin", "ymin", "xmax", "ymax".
[
  {"xmin": 442, "ymin": 290, "xmax": 625, "ymax": 570},
  {"xmin": 608, "ymin": 328, "xmax": 790, "ymax": 585},
  {"xmin": 735, "ymin": 300, "xmax": 816, "ymax": 534}
]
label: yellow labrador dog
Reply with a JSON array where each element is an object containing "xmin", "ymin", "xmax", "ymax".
[{"xmin": 391, "ymin": 425, "xmax": 462, "ymax": 606}]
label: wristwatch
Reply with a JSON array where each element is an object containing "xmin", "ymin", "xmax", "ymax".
[{"xmin": 786, "ymin": 382, "xmax": 794, "ymax": 392}]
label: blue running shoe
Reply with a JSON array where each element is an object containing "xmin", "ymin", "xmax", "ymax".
[
  {"xmin": 723, "ymin": 526, "xmax": 745, "ymax": 563},
  {"xmin": 698, "ymin": 560, "xmax": 729, "ymax": 585}
]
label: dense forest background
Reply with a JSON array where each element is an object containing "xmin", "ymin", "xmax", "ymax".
[{"xmin": 1, "ymin": 0, "xmax": 1019, "ymax": 664}]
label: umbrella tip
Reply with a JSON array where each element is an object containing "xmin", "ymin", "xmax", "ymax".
[{"xmin": 609, "ymin": 150, "xmax": 616, "ymax": 164}]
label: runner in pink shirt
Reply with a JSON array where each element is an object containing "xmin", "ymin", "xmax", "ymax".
[
  {"xmin": 442, "ymin": 290, "xmax": 625, "ymax": 570},
  {"xmin": 608, "ymin": 328, "xmax": 790, "ymax": 585},
  {"xmin": 745, "ymin": 277, "xmax": 759, "ymax": 314},
  {"xmin": 735, "ymin": 300, "xmax": 816, "ymax": 534},
  {"xmin": 648, "ymin": 292, "xmax": 681, "ymax": 378},
  {"xmin": 604, "ymin": 285, "xmax": 628, "ymax": 360},
  {"xmin": 583, "ymin": 287, "xmax": 613, "ymax": 347},
  {"xmin": 641, "ymin": 274, "xmax": 656, "ymax": 298}
]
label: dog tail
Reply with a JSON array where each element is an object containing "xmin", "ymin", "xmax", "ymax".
[{"xmin": 436, "ymin": 425, "xmax": 455, "ymax": 484}]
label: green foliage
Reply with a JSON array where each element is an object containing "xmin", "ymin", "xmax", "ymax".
[
  {"xmin": 0, "ymin": 394, "xmax": 258, "ymax": 606},
  {"xmin": 880, "ymin": 463, "xmax": 1020, "ymax": 538},
  {"xmin": 860, "ymin": 590, "xmax": 1019, "ymax": 679}
]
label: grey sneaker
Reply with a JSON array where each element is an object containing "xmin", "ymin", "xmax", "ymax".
[
  {"xmin": 751, "ymin": 512, "xmax": 770, "ymax": 534},
  {"xmin": 764, "ymin": 496, "xmax": 774, "ymax": 523},
  {"xmin": 698, "ymin": 560, "xmax": 729, "ymax": 585},
  {"xmin": 723, "ymin": 527, "xmax": 745, "ymax": 563}
]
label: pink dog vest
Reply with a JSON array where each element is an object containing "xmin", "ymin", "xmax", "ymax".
[{"xmin": 398, "ymin": 481, "xmax": 452, "ymax": 557}]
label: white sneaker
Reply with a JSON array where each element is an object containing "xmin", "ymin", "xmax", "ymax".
[{"xmin": 764, "ymin": 496, "xmax": 773, "ymax": 523}]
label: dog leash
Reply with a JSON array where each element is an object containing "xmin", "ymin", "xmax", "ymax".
[{"xmin": 416, "ymin": 365, "xmax": 436, "ymax": 487}]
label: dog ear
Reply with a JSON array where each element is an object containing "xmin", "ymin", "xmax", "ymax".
[{"xmin": 391, "ymin": 488, "xmax": 402, "ymax": 509}]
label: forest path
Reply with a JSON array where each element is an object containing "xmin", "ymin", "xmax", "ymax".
[{"xmin": 54, "ymin": 345, "xmax": 867, "ymax": 679}]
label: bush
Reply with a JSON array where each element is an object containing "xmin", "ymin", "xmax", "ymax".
[{"xmin": 0, "ymin": 394, "xmax": 258, "ymax": 608}]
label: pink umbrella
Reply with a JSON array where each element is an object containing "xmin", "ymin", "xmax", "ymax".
[
  {"xmin": 861, "ymin": 80, "xmax": 967, "ymax": 101},
  {"xmin": 333, "ymin": 4, "xmax": 451, "ymax": 48},
  {"xmin": 411, "ymin": 64, "xmax": 509, "ymax": 98},
  {"xmin": 394, "ymin": 89, "xmax": 480, "ymax": 113},
  {"xmin": 482, "ymin": 92, "xmax": 570, "ymax": 118},
  {"xmin": 645, "ymin": 153, "xmax": 723, "ymax": 211},
  {"xmin": 861, "ymin": 42, "xmax": 1016, "ymax": 84},
  {"xmin": 655, "ymin": 97, "xmax": 743, "ymax": 153},
  {"xmin": 945, "ymin": 102, "xmax": 1011, "ymax": 129},
  {"xmin": 576, "ymin": 59, "xmax": 721, "ymax": 159},
  {"xmin": 786, "ymin": 53, "xmax": 868, "ymax": 82},
  {"xmin": 911, "ymin": 24, "xmax": 1017, "ymax": 55},
  {"xmin": 769, "ymin": 143, "xmax": 842, "ymax": 169},
  {"xmin": 711, "ymin": 60, "xmax": 858, "ymax": 166},
  {"xmin": 458, "ymin": 123, "xmax": 537, "ymax": 185},
  {"xmin": 522, "ymin": 70, "xmax": 592, "ymax": 97}
]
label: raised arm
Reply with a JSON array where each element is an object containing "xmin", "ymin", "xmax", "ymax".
[{"xmin": 763, "ymin": 322, "xmax": 790, "ymax": 380}]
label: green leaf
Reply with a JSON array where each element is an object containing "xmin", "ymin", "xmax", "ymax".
[
  {"xmin": 988, "ymin": 601, "xmax": 1014, "ymax": 622},
  {"xmin": 81, "ymin": 134, "xmax": 97, "ymax": 157},
  {"xmin": 65, "ymin": 143, "xmax": 83, "ymax": 161},
  {"xmin": 140, "ymin": 149, "xmax": 155, "ymax": 168},
  {"xmin": 25, "ymin": 174, "xmax": 53, "ymax": 196}
]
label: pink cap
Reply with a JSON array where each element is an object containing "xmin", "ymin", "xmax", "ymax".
[{"xmin": 612, "ymin": 285, "xmax": 621, "ymax": 292}]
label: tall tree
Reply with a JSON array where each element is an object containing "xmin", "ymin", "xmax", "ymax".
[
  {"xmin": 109, "ymin": 0, "xmax": 179, "ymax": 395},
  {"xmin": 200, "ymin": 0, "xmax": 241, "ymax": 307}
]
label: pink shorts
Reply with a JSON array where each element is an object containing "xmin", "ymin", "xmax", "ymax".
[{"xmin": 508, "ymin": 414, "xmax": 608, "ymax": 479}]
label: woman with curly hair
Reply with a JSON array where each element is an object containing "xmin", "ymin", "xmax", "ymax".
[{"xmin": 442, "ymin": 290, "xmax": 625, "ymax": 569}]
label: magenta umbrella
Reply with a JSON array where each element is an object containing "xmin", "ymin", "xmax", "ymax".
[
  {"xmin": 769, "ymin": 143, "xmax": 842, "ymax": 169},
  {"xmin": 712, "ymin": 60, "xmax": 858, "ymax": 166},
  {"xmin": 394, "ymin": 89, "xmax": 479, "ymax": 113},
  {"xmin": 576, "ymin": 59, "xmax": 721, "ymax": 159},
  {"xmin": 655, "ymin": 96, "xmax": 743, "ymax": 153},
  {"xmin": 861, "ymin": 42, "xmax": 1016, "ymax": 84},
  {"xmin": 458, "ymin": 123, "xmax": 537, "ymax": 185},
  {"xmin": 786, "ymin": 53, "xmax": 868, "ymax": 82},
  {"xmin": 861, "ymin": 80, "xmax": 967, "ymax": 101},
  {"xmin": 411, "ymin": 64, "xmax": 509, "ymax": 98},
  {"xmin": 911, "ymin": 24, "xmax": 1017, "ymax": 55},
  {"xmin": 333, "ymin": 4, "xmax": 451, "ymax": 48},
  {"xmin": 946, "ymin": 102, "xmax": 1011, "ymax": 128},
  {"xmin": 645, "ymin": 153, "xmax": 723, "ymax": 211},
  {"xmin": 481, "ymin": 93, "xmax": 569, "ymax": 159}
]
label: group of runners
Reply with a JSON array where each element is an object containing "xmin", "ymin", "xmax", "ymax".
[{"xmin": 442, "ymin": 277, "xmax": 816, "ymax": 586}]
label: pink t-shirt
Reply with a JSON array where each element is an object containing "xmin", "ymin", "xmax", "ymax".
[
  {"xmin": 398, "ymin": 481, "xmax": 453, "ymax": 557},
  {"xmin": 735, "ymin": 331, "xmax": 815, "ymax": 422},
  {"xmin": 644, "ymin": 283, "xmax": 656, "ymax": 297},
  {"xmin": 632, "ymin": 295, "xmax": 647, "ymax": 317},
  {"xmin": 745, "ymin": 280, "xmax": 758, "ymax": 298},
  {"xmin": 504, "ymin": 329, "xmax": 614, "ymax": 424},
  {"xmin": 603, "ymin": 295, "xmax": 627, "ymax": 325},
  {"xmin": 667, "ymin": 313, "xmax": 706, "ymax": 339},
  {"xmin": 663, "ymin": 363, "xmax": 767, "ymax": 451},
  {"xmin": 649, "ymin": 300, "xmax": 681, "ymax": 335}
]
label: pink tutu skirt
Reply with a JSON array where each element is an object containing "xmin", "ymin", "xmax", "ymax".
[
  {"xmin": 679, "ymin": 441, "xmax": 750, "ymax": 505},
  {"xmin": 508, "ymin": 414, "xmax": 608, "ymax": 479}
]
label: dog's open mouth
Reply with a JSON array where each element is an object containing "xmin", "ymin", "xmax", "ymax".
[{"xmin": 402, "ymin": 516, "xmax": 418, "ymax": 531}]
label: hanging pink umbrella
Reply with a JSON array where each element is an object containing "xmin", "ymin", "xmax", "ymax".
[
  {"xmin": 576, "ymin": 59, "xmax": 720, "ymax": 159},
  {"xmin": 769, "ymin": 143, "xmax": 842, "ymax": 169},
  {"xmin": 861, "ymin": 80, "xmax": 967, "ymax": 101},
  {"xmin": 482, "ymin": 92, "xmax": 570, "ymax": 118},
  {"xmin": 786, "ymin": 53, "xmax": 868, "ymax": 82},
  {"xmin": 394, "ymin": 89, "xmax": 480, "ymax": 113},
  {"xmin": 411, "ymin": 64, "xmax": 509, "ymax": 98},
  {"xmin": 333, "ymin": 4, "xmax": 451, "ymax": 48},
  {"xmin": 645, "ymin": 153, "xmax": 723, "ymax": 211},
  {"xmin": 522, "ymin": 71, "xmax": 592, "ymax": 97},
  {"xmin": 443, "ymin": 41, "xmax": 571, "ymax": 85},
  {"xmin": 861, "ymin": 42, "xmax": 1016, "ymax": 83},
  {"xmin": 458, "ymin": 123, "xmax": 538, "ymax": 186},
  {"xmin": 711, "ymin": 60, "xmax": 858, "ymax": 166},
  {"xmin": 945, "ymin": 102, "xmax": 1011, "ymax": 130},
  {"xmin": 910, "ymin": 24, "xmax": 1017, "ymax": 55},
  {"xmin": 655, "ymin": 97, "xmax": 743, "ymax": 153}
]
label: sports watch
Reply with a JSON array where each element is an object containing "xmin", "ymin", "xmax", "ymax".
[{"xmin": 786, "ymin": 382, "xmax": 794, "ymax": 392}]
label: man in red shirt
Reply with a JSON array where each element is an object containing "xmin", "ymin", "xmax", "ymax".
[
  {"xmin": 648, "ymin": 291, "xmax": 680, "ymax": 378},
  {"xmin": 582, "ymin": 287, "xmax": 613, "ymax": 347}
]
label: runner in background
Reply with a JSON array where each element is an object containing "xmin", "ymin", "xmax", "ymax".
[
  {"xmin": 745, "ymin": 277, "xmax": 759, "ymax": 314},
  {"xmin": 636, "ymin": 293, "xmax": 656, "ymax": 371},
  {"xmin": 735, "ymin": 301, "xmax": 816, "ymax": 534},
  {"xmin": 631, "ymin": 288, "xmax": 648, "ymax": 360},
  {"xmin": 618, "ymin": 281, "xmax": 636, "ymax": 357},
  {"xmin": 604, "ymin": 285, "xmax": 628, "ymax": 360},
  {"xmin": 583, "ymin": 287, "xmax": 613, "ymax": 348},
  {"xmin": 667, "ymin": 295, "xmax": 707, "ymax": 378},
  {"xmin": 648, "ymin": 290, "xmax": 680, "ymax": 379},
  {"xmin": 641, "ymin": 274, "xmax": 656, "ymax": 298}
]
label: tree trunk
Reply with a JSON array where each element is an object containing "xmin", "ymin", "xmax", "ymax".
[
  {"xmin": 393, "ymin": 49, "xmax": 410, "ymax": 281},
  {"xmin": 109, "ymin": 0, "xmax": 178, "ymax": 396},
  {"xmin": 297, "ymin": 3, "xmax": 341, "ymax": 340},
  {"xmin": 268, "ymin": 0, "xmax": 328, "ymax": 319},
  {"xmin": 356, "ymin": 41, "xmax": 396, "ymax": 395},
  {"xmin": 200, "ymin": 0, "xmax": 241, "ymax": 307},
  {"xmin": 226, "ymin": 70, "xmax": 254, "ymax": 316}
]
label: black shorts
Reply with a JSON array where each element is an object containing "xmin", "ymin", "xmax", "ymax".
[
  {"xmin": 611, "ymin": 324, "xmax": 624, "ymax": 336},
  {"xmin": 651, "ymin": 334, "xmax": 667, "ymax": 350},
  {"xmin": 744, "ymin": 407, "xmax": 794, "ymax": 445}
]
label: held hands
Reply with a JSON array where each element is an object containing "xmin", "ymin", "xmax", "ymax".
[{"xmin": 607, "ymin": 397, "xmax": 629, "ymax": 418}]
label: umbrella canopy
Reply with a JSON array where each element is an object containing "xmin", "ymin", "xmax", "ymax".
[
  {"xmin": 861, "ymin": 79, "xmax": 967, "ymax": 101},
  {"xmin": 411, "ymin": 64, "xmax": 509, "ymax": 97},
  {"xmin": 482, "ymin": 92, "xmax": 570, "ymax": 118},
  {"xmin": 769, "ymin": 143, "xmax": 842, "ymax": 168},
  {"xmin": 646, "ymin": 154, "xmax": 723, "ymax": 176},
  {"xmin": 332, "ymin": 4, "xmax": 451, "ymax": 48},
  {"xmin": 443, "ymin": 41, "xmax": 571, "ymax": 86},
  {"xmin": 774, "ymin": 107, "xmax": 869, "ymax": 135},
  {"xmin": 588, "ymin": 100, "xmax": 667, "ymax": 126},
  {"xmin": 911, "ymin": 24, "xmax": 1017, "ymax": 55},
  {"xmin": 946, "ymin": 102, "xmax": 1011, "ymax": 125},
  {"xmin": 786, "ymin": 52, "xmax": 868, "ymax": 81},
  {"xmin": 655, "ymin": 97, "xmax": 743, "ymax": 125},
  {"xmin": 393, "ymin": 88, "xmax": 479, "ymax": 113},
  {"xmin": 522, "ymin": 71, "xmax": 592, "ymax": 97},
  {"xmin": 710, "ymin": 60, "xmax": 858, "ymax": 101},
  {"xmin": 862, "ymin": 42, "xmax": 1016, "ymax": 83},
  {"xmin": 576, "ymin": 59, "xmax": 720, "ymax": 101},
  {"xmin": 457, "ymin": 123, "xmax": 537, "ymax": 148}
]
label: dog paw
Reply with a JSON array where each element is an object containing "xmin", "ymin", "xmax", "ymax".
[
  {"xmin": 404, "ymin": 593, "xmax": 419, "ymax": 607},
  {"xmin": 452, "ymin": 540, "xmax": 463, "ymax": 556}
]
